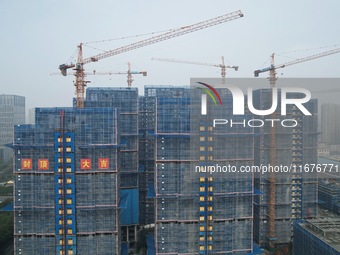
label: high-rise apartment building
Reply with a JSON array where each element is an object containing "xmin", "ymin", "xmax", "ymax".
[
  {"xmin": 12, "ymin": 106, "xmax": 120, "ymax": 255},
  {"xmin": 253, "ymin": 89, "xmax": 318, "ymax": 252},
  {"xmin": 321, "ymin": 104, "xmax": 340, "ymax": 145},
  {"xmin": 0, "ymin": 94, "xmax": 25, "ymax": 162},
  {"xmin": 144, "ymin": 86, "xmax": 254, "ymax": 254}
]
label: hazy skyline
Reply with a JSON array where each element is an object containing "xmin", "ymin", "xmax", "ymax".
[{"xmin": 1, "ymin": 0, "xmax": 340, "ymax": 111}]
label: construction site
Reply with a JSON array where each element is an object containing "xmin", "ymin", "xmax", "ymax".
[
  {"xmin": 253, "ymin": 89, "xmax": 318, "ymax": 252},
  {"xmin": 6, "ymin": 7, "xmax": 340, "ymax": 255}
]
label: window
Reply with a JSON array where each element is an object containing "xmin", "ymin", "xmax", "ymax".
[
  {"xmin": 67, "ymin": 239, "xmax": 73, "ymax": 245},
  {"xmin": 66, "ymin": 178, "xmax": 72, "ymax": 184},
  {"xmin": 67, "ymin": 229, "xmax": 73, "ymax": 234},
  {"xmin": 66, "ymin": 189, "xmax": 72, "ymax": 194},
  {"xmin": 200, "ymin": 137, "xmax": 205, "ymax": 142},
  {"xmin": 67, "ymin": 208, "xmax": 72, "ymax": 214},
  {"xmin": 200, "ymin": 126, "xmax": 205, "ymax": 131},
  {"xmin": 67, "ymin": 199, "xmax": 72, "ymax": 205},
  {"xmin": 67, "ymin": 219, "xmax": 72, "ymax": 225}
]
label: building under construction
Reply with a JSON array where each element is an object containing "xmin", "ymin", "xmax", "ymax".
[
  {"xmin": 86, "ymin": 87, "xmax": 140, "ymax": 251},
  {"xmin": 143, "ymin": 85, "xmax": 254, "ymax": 254},
  {"xmin": 12, "ymin": 87, "xmax": 143, "ymax": 254},
  {"xmin": 12, "ymin": 107, "xmax": 120, "ymax": 255},
  {"xmin": 253, "ymin": 89, "xmax": 318, "ymax": 251}
]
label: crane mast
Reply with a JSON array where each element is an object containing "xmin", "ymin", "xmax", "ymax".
[
  {"xmin": 59, "ymin": 10, "xmax": 244, "ymax": 108},
  {"xmin": 254, "ymin": 46, "xmax": 340, "ymax": 251}
]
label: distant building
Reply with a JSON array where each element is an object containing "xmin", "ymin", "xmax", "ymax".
[
  {"xmin": 27, "ymin": 108, "xmax": 35, "ymax": 125},
  {"xmin": 318, "ymin": 143, "xmax": 330, "ymax": 157},
  {"xmin": 321, "ymin": 104, "xmax": 340, "ymax": 145},
  {"xmin": 0, "ymin": 94, "xmax": 25, "ymax": 162},
  {"xmin": 319, "ymin": 180, "xmax": 340, "ymax": 213},
  {"xmin": 293, "ymin": 219, "xmax": 340, "ymax": 255}
]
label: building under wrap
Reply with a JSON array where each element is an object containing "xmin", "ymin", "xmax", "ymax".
[
  {"xmin": 12, "ymin": 107, "xmax": 121, "ymax": 255},
  {"xmin": 144, "ymin": 86, "xmax": 254, "ymax": 254},
  {"xmin": 85, "ymin": 88, "xmax": 140, "ymax": 248},
  {"xmin": 253, "ymin": 89, "xmax": 318, "ymax": 250}
]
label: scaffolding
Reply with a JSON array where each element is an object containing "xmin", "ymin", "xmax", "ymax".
[
  {"xmin": 146, "ymin": 86, "xmax": 254, "ymax": 254},
  {"xmin": 12, "ymin": 107, "xmax": 120, "ymax": 255},
  {"xmin": 252, "ymin": 89, "xmax": 318, "ymax": 248},
  {"xmin": 85, "ymin": 87, "xmax": 140, "ymax": 251}
]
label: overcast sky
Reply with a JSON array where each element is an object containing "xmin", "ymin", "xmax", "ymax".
[{"xmin": 1, "ymin": 0, "xmax": 340, "ymax": 111}]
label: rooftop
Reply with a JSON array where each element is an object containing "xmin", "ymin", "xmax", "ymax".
[{"xmin": 300, "ymin": 218, "xmax": 340, "ymax": 252}]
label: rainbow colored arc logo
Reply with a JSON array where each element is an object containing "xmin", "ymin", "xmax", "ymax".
[{"xmin": 196, "ymin": 82, "xmax": 223, "ymax": 115}]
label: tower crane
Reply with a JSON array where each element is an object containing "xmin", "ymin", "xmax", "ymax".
[
  {"xmin": 151, "ymin": 56, "xmax": 238, "ymax": 84},
  {"xmin": 53, "ymin": 62, "xmax": 147, "ymax": 88},
  {"xmin": 59, "ymin": 10, "xmax": 244, "ymax": 108},
  {"xmin": 254, "ymin": 47, "xmax": 340, "ymax": 86},
  {"xmin": 254, "ymin": 46, "xmax": 340, "ymax": 252}
]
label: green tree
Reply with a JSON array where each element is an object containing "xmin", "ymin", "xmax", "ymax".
[{"xmin": 0, "ymin": 199, "xmax": 14, "ymax": 247}]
